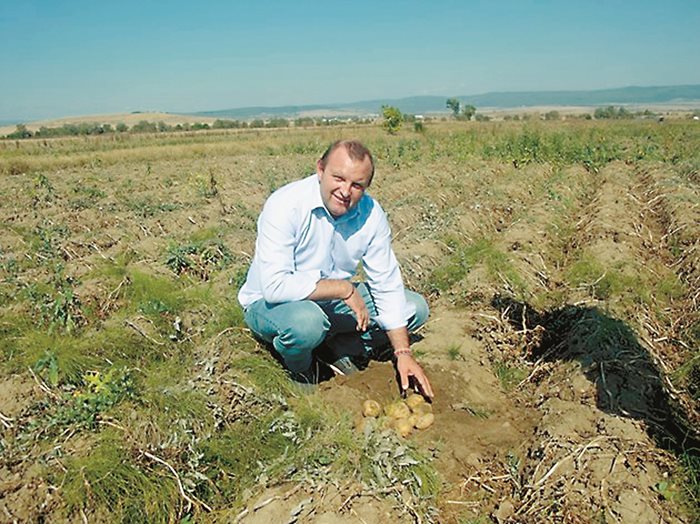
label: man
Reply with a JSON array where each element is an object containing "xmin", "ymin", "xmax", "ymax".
[{"xmin": 238, "ymin": 140, "xmax": 433, "ymax": 397}]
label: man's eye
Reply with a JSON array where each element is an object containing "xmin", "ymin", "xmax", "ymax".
[{"xmin": 352, "ymin": 183, "xmax": 364, "ymax": 190}]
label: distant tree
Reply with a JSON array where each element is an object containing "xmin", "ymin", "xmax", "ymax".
[
  {"xmin": 294, "ymin": 117, "xmax": 315, "ymax": 127},
  {"xmin": 213, "ymin": 119, "xmax": 242, "ymax": 129},
  {"xmin": 461, "ymin": 104, "xmax": 476, "ymax": 121},
  {"xmin": 381, "ymin": 105, "xmax": 403, "ymax": 134},
  {"xmin": 474, "ymin": 113, "xmax": 491, "ymax": 122},
  {"xmin": 131, "ymin": 120, "xmax": 158, "ymax": 133},
  {"xmin": 594, "ymin": 106, "xmax": 634, "ymax": 120},
  {"xmin": 617, "ymin": 106, "xmax": 632, "ymax": 119},
  {"xmin": 116, "ymin": 122, "xmax": 128, "ymax": 132},
  {"xmin": 265, "ymin": 118, "xmax": 290, "ymax": 128},
  {"xmin": 446, "ymin": 98, "xmax": 460, "ymax": 118},
  {"xmin": 544, "ymin": 110, "xmax": 560, "ymax": 121},
  {"xmin": 7, "ymin": 124, "xmax": 33, "ymax": 139}
]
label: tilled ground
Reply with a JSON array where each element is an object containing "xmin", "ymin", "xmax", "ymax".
[{"xmin": 0, "ymin": 125, "xmax": 698, "ymax": 523}]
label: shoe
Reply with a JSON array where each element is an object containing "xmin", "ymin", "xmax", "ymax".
[
  {"xmin": 288, "ymin": 365, "xmax": 318, "ymax": 394},
  {"xmin": 327, "ymin": 355, "xmax": 360, "ymax": 376}
]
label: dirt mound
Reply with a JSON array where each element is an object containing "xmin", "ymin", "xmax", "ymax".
[{"xmin": 312, "ymin": 302, "xmax": 686, "ymax": 523}]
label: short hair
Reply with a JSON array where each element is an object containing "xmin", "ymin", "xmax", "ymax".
[{"xmin": 319, "ymin": 140, "xmax": 375, "ymax": 179}]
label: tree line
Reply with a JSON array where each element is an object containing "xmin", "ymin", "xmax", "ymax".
[{"xmin": 3, "ymin": 116, "xmax": 376, "ymax": 140}]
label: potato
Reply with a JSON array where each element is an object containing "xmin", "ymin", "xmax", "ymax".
[
  {"xmin": 362, "ymin": 399, "xmax": 382, "ymax": 418},
  {"xmin": 394, "ymin": 418, "xmax": 413, "ymax": 437},
  {"xmin": 415, "ymin": 413, "xmax": 435, "ymax": 430},
  {"xmin": 405, "ymin": 393, "xmax": 425, "ymax": 410},
  {"xmin": 408, "ymin": 414, "xmax": 419, "ymax": 427},
  {"xmin": 385, "ymin": 401, "xmax": 411, "ymax": 419},
  {"xmin": 412, "ymin": 402, "xmax": 433, "ymax": 415}
]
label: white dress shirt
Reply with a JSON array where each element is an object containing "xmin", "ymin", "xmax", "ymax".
[{"xmin": 238, "ymin": 174, "xmax": 414, "ymax": 331}]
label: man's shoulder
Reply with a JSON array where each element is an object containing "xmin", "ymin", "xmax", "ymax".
[
  {"xmin": 260, "ymin": 175, "xmax": 320, "ymax": 223},
  {"xmin": 266, "ymin": 174, "xmax": 317, "ymax": 204},
  {"xmin": 273, "ymin": 174, "xmax": 317, "ymax": 194}
]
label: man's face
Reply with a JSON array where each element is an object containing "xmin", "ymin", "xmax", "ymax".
[{"xmin": 317, "ymin": 147, "xmax": 372, "ymax": 218}]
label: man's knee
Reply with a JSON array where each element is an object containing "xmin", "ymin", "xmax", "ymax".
[
  {"xmin": 405, "ymin": 290, "xmax": 429, "ymax": 332},
  {"xmin": 273, "ymin": 302, "xmax": 330, "ymax": 354}
]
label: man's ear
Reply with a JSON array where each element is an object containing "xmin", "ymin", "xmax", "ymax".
[{"xmin": 316, "ymin": 159, "xmax": 324, "ymax": 177}]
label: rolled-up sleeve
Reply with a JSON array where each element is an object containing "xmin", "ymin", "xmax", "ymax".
[
  {"xmin": 255, "ymin": 202, "xmax": 321, "ymax": 304},
  {"xmin": 362, "ymin": 211, "xmax": 412, "ymax": 330}
]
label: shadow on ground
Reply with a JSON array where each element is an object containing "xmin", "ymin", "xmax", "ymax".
[{"xmin": 491, "ymin": 295, "xmax": 700, "ymax": 455}]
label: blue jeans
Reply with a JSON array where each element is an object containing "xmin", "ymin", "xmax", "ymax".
[{"xmin": 243, "ymin": 283, "xmax": 429, "ymax": 373}]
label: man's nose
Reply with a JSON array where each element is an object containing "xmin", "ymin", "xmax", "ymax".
[{"xmin": 339, "ymin": 181, "xmax": 351, "ymax": 196}]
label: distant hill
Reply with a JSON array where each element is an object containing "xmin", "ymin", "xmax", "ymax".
[{"xmin": 194, "ymin": 85, "xmax": 700, "ymax": 119}]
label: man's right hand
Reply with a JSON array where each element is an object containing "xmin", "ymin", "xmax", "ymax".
[
  {"xmin": 307, "ymin": 279, "xmax": 370, "ymax": 331},
  {"xmin": 344, "ymin": 284, "xmax": 369, "ymax": 332}
]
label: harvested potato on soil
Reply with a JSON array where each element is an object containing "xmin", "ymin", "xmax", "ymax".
[
  {"xmin": 405, "ymin": 393, "xmax": 425, "ymax": 409},
  {"xmin": 385, "ymin": 401, "xmax": 411, "ymax": 419},
  {"xmin": 362, "ymin": 399, "xmax": 382, "ymax": 417},
  {"xmin": 394, "ymin": 418, "xmax": 413, "ymax": 437},
  {"xmin": 414, "ymin": 413, "xmax": 435, "ymax": 429},
  {"xmin": 412, "ymin": 402, "xmax": 433, "ymax": 415},
  {"xmin": 357, "ymin": 398, "xmax": 435, "ymax": 437}
]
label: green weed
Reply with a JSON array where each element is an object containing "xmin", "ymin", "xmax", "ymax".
[
  {"xmin": 126, "ymin": 197, "xmax": 180, "ymax": 218},
  {"xmin": 50, "ymin": 367, "xmax": 136, "ymax": 429},
  {"xmin": 165, "ymin": 240, "xmax": 233, "ymax": 280},
  {"xmin": 192, "ymin": 170, "xmax": 219, "ymax": 198},
  {"xmin": 482, "ymin": 125, "xmax": 622, "ymax": 171},
  {"xmin": 446, "ymin": 344, "xmax": 462, "ymax": 360},
  {"xmin": 494, "ymin": 361, "xmax": 527, "ymax": 392},
  {"xmin": 31, "ymin": 222, "xmax": 70, "ymax": 263}
]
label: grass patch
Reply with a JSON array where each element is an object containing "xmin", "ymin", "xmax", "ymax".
[
  {"xmin": 20, "ymin": 332, "xmax": 101, "ymax": 385},
  {"xmin": 61, "ymin": 432, "xmax": 180, "ymax": 523},
  {"xmin": 565, "ymin": 255, "xmax": 646, "ymax": 303},
  {"xmin": 231, "ymin": 354, "xmax": 295, "ymax": 397},
  {"xmin": 429, "ymin": 237, "xmax": 526, "ymax": 295},
  {"xmin": 678, "ymin": 451, "xmax": 700, "ymax": 522},
  {"xmin": 197, "ymin": 411, "xmax": 296, "ymax": 506}
]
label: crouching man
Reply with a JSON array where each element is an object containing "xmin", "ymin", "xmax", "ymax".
[{"xmin": 238, "ymin": 140, "xmax": 433, "ymax": 397}]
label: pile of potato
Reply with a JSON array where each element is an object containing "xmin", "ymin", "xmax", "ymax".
[{"xmin": 361, "ymin": 394, "xmax": 434, "ymax": 437}]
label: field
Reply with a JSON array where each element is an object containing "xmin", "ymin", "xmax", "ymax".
[{"xmin": 1, "ymin": 120, "xmax": 698, "ymax": 523}]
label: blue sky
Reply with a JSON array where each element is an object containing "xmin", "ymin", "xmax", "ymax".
[{"xmin": 2, "ymin": 0, "xmax": 699, "ymax": 121}]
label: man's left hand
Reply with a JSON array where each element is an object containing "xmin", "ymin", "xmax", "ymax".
[{"xmin": 396, "ymin": 354, "xmax": 434, "ymax": 399}]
